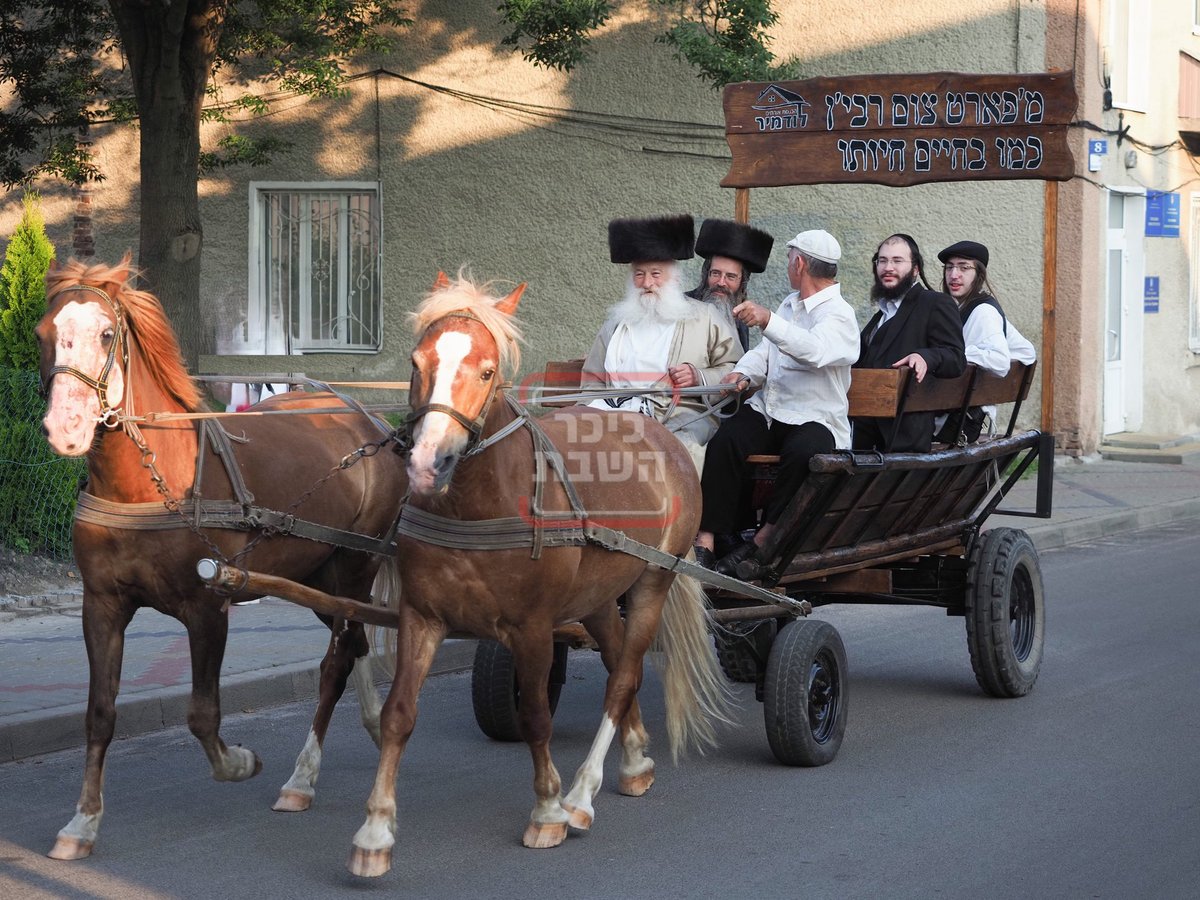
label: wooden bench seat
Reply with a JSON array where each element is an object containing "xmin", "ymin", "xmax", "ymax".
[{"xmin": 747, "ymin": 361, "xmax": 1036, "ymax": 463}]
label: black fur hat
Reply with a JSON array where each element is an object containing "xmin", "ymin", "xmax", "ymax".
[
  {"xmin": 608, "ymin": 214, "xmax": 695, "ymax": 264},
  {"xmin": 695, "ymin": 219, "xmax": 774, "ymax": 273}
]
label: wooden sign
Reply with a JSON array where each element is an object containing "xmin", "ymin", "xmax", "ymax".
[{"xmin": 721, "ymin": 71, "xmax": 1077, "ymax": 188}]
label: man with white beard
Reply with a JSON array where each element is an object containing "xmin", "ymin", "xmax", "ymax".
[{"xmin": 581, "ymin": 213, "xmax": 742, "ymax": 470}]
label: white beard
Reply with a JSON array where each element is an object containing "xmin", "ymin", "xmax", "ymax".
[{"xmin": 608, "ymin": 271, "xmax": 699, "ymax": 327}]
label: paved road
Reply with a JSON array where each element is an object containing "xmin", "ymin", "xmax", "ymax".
[{"xmin": 1, "ymin": 522, "xmax": 1197, "ymax": 899}]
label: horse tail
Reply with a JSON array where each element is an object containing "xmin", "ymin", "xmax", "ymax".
[
  {"xmin": 653, "ymin": 572, "xmax": 735, "ymax": 761},
  {"xmin": 366, "ymin": 556, "xmax": 403, "ymax": 680}
]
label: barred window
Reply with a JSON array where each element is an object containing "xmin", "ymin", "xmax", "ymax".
[{"xmin": 248, "ymin": 183, "xmax": 382, "ymax": 354}]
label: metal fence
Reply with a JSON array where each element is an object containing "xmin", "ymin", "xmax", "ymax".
[{"xmin": 0, "ymin": 368, "xmax": 85, "ymax": 558}]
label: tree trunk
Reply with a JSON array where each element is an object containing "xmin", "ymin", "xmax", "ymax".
[{"xmin": 109, "ymin": 0, "xmax": 228, "ymax": 369}]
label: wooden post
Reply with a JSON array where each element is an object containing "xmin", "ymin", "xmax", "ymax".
[
  {"xmin": 734, "ymin": 187, "xmax": 750, "ymax": 224},
  {"xmin": 1041, "ymin": 180, "xmax": 1058, "ymax": 435}
]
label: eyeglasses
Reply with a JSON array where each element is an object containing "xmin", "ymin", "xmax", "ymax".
[
  {"xmin": 875, "ymin": 256, "xmax": 910, "ymax": 268},
  {"xmin": 943, "ymin": 263, "xmax": 976, "ymax": 274}
]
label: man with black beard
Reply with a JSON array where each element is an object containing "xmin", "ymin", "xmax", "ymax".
[
  {"xmin": 853, "ymin": 233, "xmax": 966, "ymax": 453},
  {"xmin": 685, "ymin": 218, "xmax": 775, "ymax": 352},
  {"xmin": 582, "ymin": 213, "xmax": 742, "ymax": 470}
]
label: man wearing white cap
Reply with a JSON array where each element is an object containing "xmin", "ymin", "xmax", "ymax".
[
  {"xmin": 582, "ymin": 213, "xmax": 742, "ymax": 471},
  {"xmin": 694, "ymin": 229, "xmax": 860, "ymax": 573}
]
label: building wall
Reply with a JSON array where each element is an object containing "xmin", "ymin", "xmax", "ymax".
[{"xmin": 2, "ymin": 0, "xmax": 1100, "ymax": 440}]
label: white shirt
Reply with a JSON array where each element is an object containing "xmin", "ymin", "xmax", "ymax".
[
  {"xmin": 932, "ymin": 301, "xmax": 1039, "ymax": 437},
  {"xmin": 735, "ymin": 284, "xmax": 861, "ymax": 448},
  {"xmin": 962, "ymin": 303, "xmax": 1037, "ymax": 377},
  {"xmin": 586, "ymin": 317, "xmax": 673, "ymax": 416}
]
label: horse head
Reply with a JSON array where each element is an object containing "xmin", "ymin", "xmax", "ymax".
[
  {"xmin": 37, "ymin": 254, "xmax": 137, "ymax": 456},
  {"xmin": 38, "ymin": 253, "xmax": 201, "ymax": 457},
  {"xmin": 405, "ymin": 271, "xmax": 525, "ymax": 496}
]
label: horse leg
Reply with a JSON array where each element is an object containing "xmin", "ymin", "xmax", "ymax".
[
  {"xmin": 508, "ymin": 630, "xmax": 570, "ymax": 849},
  {"xmin": 582, "ymin": 605, "xmax": 656, "ymax": 803},
  {"xmin": 348, "ymin": 610, "xmax": 444, "ymax": 878},
  {"xmin": 49, "ymin": 595, "xmax": 135, "ymax": 860},
  {"xmin": 275, "ymin": 618, "xmax": 377, "ymax": 812},
  {"xmin": 562, "ymin": 576, "xmax": 670, "ymax": 830},
  {"xmin": 182, "ymin": 603, "xmax": 262, "ymax": 782}
]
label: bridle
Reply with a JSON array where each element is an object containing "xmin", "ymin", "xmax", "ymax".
[
  {"xmin": 400, "ymin": 310, "xmax": 515, "ymax": 459},
  {"xmin": 44, "ymin": 284, "xmax": 130, "ymax": 428}
]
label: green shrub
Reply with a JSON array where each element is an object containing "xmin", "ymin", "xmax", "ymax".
[
  {"xmin": 0, "ymin": 192, "xmax": 55, "ymax": 370},
  {"xmin": 0, "ymin": 369, "xmax": 85, "ymax": 558}
]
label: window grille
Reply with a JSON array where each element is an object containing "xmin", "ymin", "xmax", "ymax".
[{"xmin": 253, "ymin": 185, "xmax": 382, "ymax": 353}]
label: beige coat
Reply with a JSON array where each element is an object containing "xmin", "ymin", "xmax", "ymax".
[{"xmin": 581, "ymin": 302, "xmax": 742, "ymax": 468}]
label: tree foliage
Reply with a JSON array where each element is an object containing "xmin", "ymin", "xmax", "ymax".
[
  {"xmin": 0, "ymin": 192, "xmax": 55, "ymax": 370},
  {"xmin": 499, "ymin": 0, "xmax": 796, "ymax": 84},
  {"xmin": 0, "ymin": 1, "xmax": 413, "ymax": 188}
]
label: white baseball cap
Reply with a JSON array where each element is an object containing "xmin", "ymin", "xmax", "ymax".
[{"xmin": 786, "ymin": 229, "xmax": 841, "ymax": 264}]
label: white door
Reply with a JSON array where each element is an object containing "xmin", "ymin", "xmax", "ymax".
[{"xmin": 1103, "ymin": 192, "xmax": 1145, "ymax": 436}]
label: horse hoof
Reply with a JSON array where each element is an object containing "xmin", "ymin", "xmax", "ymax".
[
  {"xmin": 347, "ymin": 845, "xmax": 392, "ymax": 877},
  {"xmin": 48, "ymin": 836, "xmax": 93, "ymax": 860},
  {"xmin": 562, "ymin": 802, "xmax": 593, "ymax": 831},
  {"xmin": 272, "ymin": 789, "xmax": 313, "ymax": 812},
  {"xmin": 522, "ymin": 821, "xmax": 567, "ymax": 849},
  {"xmin": 618, "ymin": 770, "xmax": 655, "ymax": 797}
]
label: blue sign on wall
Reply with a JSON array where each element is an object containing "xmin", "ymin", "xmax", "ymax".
[
  {"xmin": 1144, "ymin": 276, "xmax": 1160, "ymax": 313},
  {"xmin": 1146, "ymin": 192, "xmax": 1181, "ymax": 237}
]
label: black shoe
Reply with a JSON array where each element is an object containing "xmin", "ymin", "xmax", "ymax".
[
  {"xmin": 715, "ymin": 539, "xmax": 758, "ymax": 576},
  {"xmin": 693, "ymin": 546, "xmax": 717, "ymax": 570}
]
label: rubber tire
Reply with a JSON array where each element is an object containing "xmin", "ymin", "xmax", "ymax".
[
  {"xmin": 965, "ymin": 527, "xmax": 1045, "ymax": 698},
  {"xmin": 763, "ymin": 619, "xmax": 848, "ymax": 767},
  {"xmin": 714, "ymin": 618, "xmax": 778, "ymax": 683},
  {"xmin": 471, "ymin": 640, "xmax": 567, "ymax": 742}
]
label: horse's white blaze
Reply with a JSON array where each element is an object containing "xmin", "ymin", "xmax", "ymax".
[
  {"xmin": 408, "ymin": 330, "xmax": 473, "ymax": 492},
  {"xmin": 562, "ymin": 714, "xmax": 618, "ymax": 821},
  {"xmin": 43, "ymin": 302, "xmax": 124, "ymax": 456}
]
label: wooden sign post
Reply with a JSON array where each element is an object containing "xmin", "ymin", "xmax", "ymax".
[{"xmin": 720, "ymin": 71, "xmax": 1077, "ymax": 434}]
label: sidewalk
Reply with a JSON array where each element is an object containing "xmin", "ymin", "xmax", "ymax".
[{"xmin": 3, "ymin": 455, "xmax": 1199, "ymax": 763}]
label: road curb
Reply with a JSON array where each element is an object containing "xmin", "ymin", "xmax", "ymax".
[
  {"xmin": 1007, "ymin": 496, "xmax": 1200, "ymax": 552},
  {"xmin": 1, "ymin": 639, "xmax": 477, "ymax": 764}
]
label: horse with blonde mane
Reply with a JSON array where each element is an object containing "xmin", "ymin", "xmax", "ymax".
[
  {"xmin": 347, "ymin": 272, "xmax": 731, "ymax": 877},
  {"xmin": 36, "ymin": 255, "xmax": 407, "ymax": 860}
]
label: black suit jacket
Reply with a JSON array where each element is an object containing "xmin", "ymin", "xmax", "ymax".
[{"xmin": 854, "ymin": 284, "xmax": 966, "ymax": 452}]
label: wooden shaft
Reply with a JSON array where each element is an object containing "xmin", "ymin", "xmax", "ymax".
[
  {"xmin": 1041, "ymin": 180, "xmax": 1058, "ymax": 435},
  {"xmin": 734, "ymin": 188, "xmax": 750, "ymax": 223},
  {"xmin": 198, "ymin": 561, "xmax": 399, "ymax": 628}
]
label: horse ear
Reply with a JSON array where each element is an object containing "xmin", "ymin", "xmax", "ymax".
[
  {"xmin": 434, "ymin": 271, "xmax": 451, "ymax": 290},
  {"xmin": 496, "ymin": 283, "xmax": 526, "ymax": 316}
]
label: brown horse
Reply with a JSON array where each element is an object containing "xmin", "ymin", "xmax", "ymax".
[
  {"xmin": 347, "ymin": 273, "xmax": 731, "ymax": 877},
  {"xmin": 36, "ymin": 256, "xmax": 407, "ymax": 860}
]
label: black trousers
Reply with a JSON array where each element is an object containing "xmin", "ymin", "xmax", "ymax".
[
  {"xmin": 852, "ymin": 412, "xmax": 935, "ymax": 454},
  {"xmin": 700, "ymin": 405, "xmax": 835, "ymax": 534}
]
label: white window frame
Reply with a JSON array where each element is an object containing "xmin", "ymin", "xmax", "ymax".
[
  {"xmin": 1106, "ymin": 0, "xmax": 1150, "ymax": 112},
  {"xmin": 246, "ymin": 181, "xmax": 383, "ymax": 355},
  {"xmin": 1190, "ymin": 193, "xmax": 1200, "ymax": 352}
]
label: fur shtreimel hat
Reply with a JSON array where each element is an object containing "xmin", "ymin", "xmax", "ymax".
[
  {"xmin": 695, "ymin": 219, "xmax": 774, "ymax": 273},
  {"xmin": 608, "ymin": 214, "xmax": 695, "ymax": 264}
]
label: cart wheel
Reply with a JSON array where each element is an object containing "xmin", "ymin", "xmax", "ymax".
[
  {"xmin": 714, "ymin": 619, "xmax": 777, "ymax": 683},
  {"xmin": 966, "ymin": 527, "xmax": 1045, "ymax": 698},
  {"xmin": 471, "ymin": 640, "xmax": 568, "ymax": 742},
  {"xmin": 763, "ymin": 619, "xmax": 847, "ymax": 766}
]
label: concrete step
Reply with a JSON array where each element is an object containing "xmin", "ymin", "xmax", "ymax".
[
  {"xmin": 1099, "ymin": 441, "xmax": 1200, "ymax": 464},
  {"xmin": 1102, "ymin": 432, "xmax": 1200, "ymax": 450}
]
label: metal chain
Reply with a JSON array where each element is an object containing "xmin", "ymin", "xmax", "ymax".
[{"xmin": 229, "ymin": 435, "xmax": 394, "ymax": 564}]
